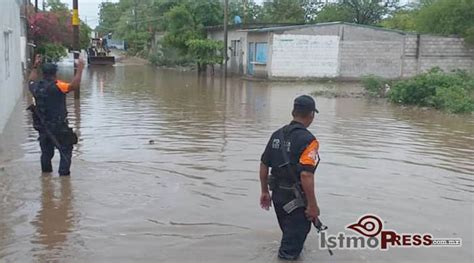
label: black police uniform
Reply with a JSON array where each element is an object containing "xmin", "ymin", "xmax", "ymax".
[
  {"xmin": 261, "ymin": 95, "xmax": 320, "ymax": 260},
  {"xmin": 29, "ymin": 79, "xmax": 77, "ymax": 176}
]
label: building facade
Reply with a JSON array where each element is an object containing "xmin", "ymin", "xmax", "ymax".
[
  {"xmin": 208, "ymin": 22, "xmax": 474, "ymax": 80},
  {"xmin": 0, "ymin": 0, "xmax": 25, "ymax": 133}
]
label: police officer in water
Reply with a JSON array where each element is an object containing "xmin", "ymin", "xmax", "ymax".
[
  {"xmin": 28, "ymin": 54, "xmax": 85, "ymax": 176},
  {"xmin": 259, "ymin": 95, "xmax": 321, "ymax": 260}
]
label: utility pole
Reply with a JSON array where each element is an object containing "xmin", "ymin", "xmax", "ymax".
[
  {"xmin": 72, "ymin": 0, "xmax": 80, "ymax": 99},
  {"xmin": 35, "ymin": 0, "xmax": 38, "ymax": 12},
  {"xmin": 223, "ymin": 0, "xmax": 228, "ymax": 78}
]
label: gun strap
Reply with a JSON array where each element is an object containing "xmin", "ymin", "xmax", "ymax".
[{"xmin": 278, "ymin": 127, "xmax": 301, "ymax": 187}]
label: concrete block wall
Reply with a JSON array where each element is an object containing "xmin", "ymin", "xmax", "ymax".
[
  {"xmin": 0, "ymin": 1, "xmax": 23, "ymax": 133},
  {"xmin": 208, "ymin": 23, "xmax": 474, "ymax": 80},
  {"xmin": 338, "ymin": 25, "xmax": 404, "ymax": 79},
  {"xmin": 418, "ymin": 36, "xmax": 474, "ymax": 73},
  {"xmin": 402, "ymin": 35, "xmax": 419, "ymax": 77},
  {"xmin": 339, "ymin": 41, "xmax": 403, "ymax": 78},
  {"xmin": 270, "ymin": 34, "xmax": 340, "ymax": 78}
]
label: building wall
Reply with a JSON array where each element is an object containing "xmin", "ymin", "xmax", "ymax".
[
  {"xmin": 0, "ymin": 0, "xmax": 23, "ymax": 133},
  {"xmin": 208, "ymin": 30, "xmax": 248, "ymax": 75},
  {"xmin": 418, "ymin": 35, "xmax": 473, "ymax": 73},
  {"xmin": 401, "ymin": 35, "xmax": 474, "ymax": 77},
  {"xmin": 208, "ymin": 23, "xmax": 474, "ymax": 79},
  {"xmin": 338, "ymin": 25, "xmax": 404, "ymax": 79},
  {"xmin": 271, "ymin": 34, "xmax": 340, "ymax": 78},
  {"xmin": 283, "ymin": 24, "xmax": 341, "ymax": 36},
  {"xmin": 247, "ymin": 32, "xmax": 272, "ymax": 77}
]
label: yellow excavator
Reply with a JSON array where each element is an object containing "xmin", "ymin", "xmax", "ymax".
[{"xmin": 86, "ymin": 38, "xmax": 115, "ymax": 65}]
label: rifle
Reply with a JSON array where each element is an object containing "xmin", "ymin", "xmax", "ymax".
[
  {"xmin": 27, "ymin": 104, "xmax": 71, "ymax": 168},
  {"xmin": 277, "ymin": 128, "xmax": 333, "ymax": 256}
]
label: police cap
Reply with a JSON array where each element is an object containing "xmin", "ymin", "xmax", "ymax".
[{"xmin": 293, "ymin": 95, "xmax": 319, "ymax": 113}]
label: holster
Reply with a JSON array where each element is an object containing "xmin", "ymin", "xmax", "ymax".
[{"xmin": 56, "ymin": 128, "xmax": 78, "ymax": 145}]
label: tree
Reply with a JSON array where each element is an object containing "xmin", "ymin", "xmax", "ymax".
[
  {"xmin": 414, "ymin": 0, "xmax": 474, "ymax": 43},
  {"xmin": 379, "ymin": 0, "xmax": 474, "ymax": 45},
  {"xmin": 162, "ymin": 0, "xmax": 222, "ymax": 54},
  {"xmin": 315, "ymin": 0, "xmax": 399, "ymax": 25},
  {"xmin": 380, "ymin": 9, "xmax": 417, "ymax": 32},
  {"xmin": 314, "ymin": 4, "xmax": 354, "ymax": 23},
  {"xmin": 163, "ymin": 4, "xmax": 200, "ymax": 54},
  {"xmin": 341, "ymin": 0, "xmax": 399, "ymax": 25},
  {"xmin": 47, "ymin": 0, "xmax": 69, "ymax": 12},
  {"xmin": 79, "ymin": 21, "xmax": 92, "ymax": 50},
  {"xmin": 187, "ymin": 39, "xmax": 223, "ymax": 73},
  {"xmin": 262, "ymin": 0, "xmax": 306, "ymax": 24},
  {"xmin": 229, "ymin": 0, "xmax": 264, "ymax": 24},
  {"xmin": 96, "ymin": 2, "xmax": 121, "ymax": 34}
]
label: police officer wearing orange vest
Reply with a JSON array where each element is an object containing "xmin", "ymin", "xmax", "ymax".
[
  {"xmin": 259, "ymin": 95, "xmax": 321, "ymax": 260},
  {"xmin": 28, "ymin": 54, "xmax": 84, "ymax": 176}
]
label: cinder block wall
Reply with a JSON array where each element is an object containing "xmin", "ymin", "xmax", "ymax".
[
  {"xmin": 338, "ymin": 25, "xmax": 404, "ymax": 79},
  {"xmin": 279, "ymin": 24, "xmax": 474, "ymax": 79},
  {"xmin": 418, "ymin": 36, "xmax": 474, "ymax": 73}
]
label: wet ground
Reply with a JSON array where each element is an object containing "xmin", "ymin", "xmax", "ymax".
[{"xmin": 0, "ymin": 64, "xmax": 473, "ymax": 262}]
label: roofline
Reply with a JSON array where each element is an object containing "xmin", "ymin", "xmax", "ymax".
[
  {"xmin": 205, "ymin": 23, "xmax": 301, "ymax": 32},
  {"xmin": 208, "ymin": 22, "xmax": 469, "ymax": 39},
  {"xmin": 238, "ymin": 22, "xmax": 420, "ymax": 35}
]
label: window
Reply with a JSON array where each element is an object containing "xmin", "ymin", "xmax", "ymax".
[
  {"xmin": 4, "ymin": 32, "xmax": 10, "ymax": 79},
  {"xmin": 255, "ymin": 42, "xmax": 268, "ymax": 64}
]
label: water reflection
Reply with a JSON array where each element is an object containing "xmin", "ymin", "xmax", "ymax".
[{"xmin": 31, "ymin": 176, "xmax": 74, "ymax": 261}]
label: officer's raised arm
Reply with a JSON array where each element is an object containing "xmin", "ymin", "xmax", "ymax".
[
  {"xmin": 28, "ymin": 54, "xmax": 42, "ymax": 82},
  {"xmin": 68, "ymin": 58, "xmax": 85, "ymax": 92}
]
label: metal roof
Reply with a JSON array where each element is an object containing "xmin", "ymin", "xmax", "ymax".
[{"xmin": 238, "ymin": 22, "xmax": 416, "ymax": 35}]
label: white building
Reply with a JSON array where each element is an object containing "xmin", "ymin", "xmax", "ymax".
[{"xmin": 0, "ymin": 0, "xmax": 25, "ymax": 133}]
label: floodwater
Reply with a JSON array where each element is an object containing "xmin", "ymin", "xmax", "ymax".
[{"xmin": 0, "ymin": 64, "xmax": 472, "ymax": 263}]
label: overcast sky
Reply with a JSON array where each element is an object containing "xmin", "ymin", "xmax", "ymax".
[{"xmin": 57, "ymin": 0, "xmax": 412, "ymax": 29}]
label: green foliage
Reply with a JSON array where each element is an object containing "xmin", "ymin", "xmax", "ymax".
[
  {"xmin": 314, "ymin": 4, "xmax": 353, "ymax": 23},
  {"xmin": 380, "ymin": 0, "xmax": 474, "ymax": 45},
  {"xmin": 96, "ymin": 2, "xmax": 121, "ymax": 34},
  {"xmin": 186, "ymin": 39, "xmax": 224, "ymax": 66},
  {"xmin": 388, "ymin": 69, "xmax": 474, "ymax": 113},
  {"xmin": 380, "ymin": 9, "xmax": 417, "ymax": 32},
  {"xmin": 229, "ymin": 0, "xmax": 264, "ymax": 23},
  {"xmin": 315, "ymin": 0, "xmax": 399, "ymax": 25},
  {"xmin": 79, "ymin": 21, "xmax": 92, "ymax": 50},
  {"xmin": 414, "ymin": 0, "xmax": 474, "ymax": 38},
  {"xmin": 36, "ymin": 43, "xmax": 67, "ymax": 62},
  {"xmin": 163, "ymin": 4, "xmax": 201, "ymax": 54},
  {"xmin": 262, "ymin": 0, "xmax": 306, "ymax": 23},
  {"xmin": 433, "ymin": 85, "xmax": 474, "ymax": 113},
  {"xmin": 47, "ymin": 0, "xmax": 69, "ymax": 12},
  {"xmin": 362, "ymin": 75, "xmax": 390, "ymax": 97},
  {"xmin": 149, "ymin": 45, "xmax": 192, "ymax": 67}
]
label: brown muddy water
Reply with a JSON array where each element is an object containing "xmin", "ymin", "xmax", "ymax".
[{"xmin": 0, "ymin": 64, "xmax": 472, "ymax": 263}]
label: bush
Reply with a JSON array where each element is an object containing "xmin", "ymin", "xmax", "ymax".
[
  {"xmin": 36, "ymin": 43, "xmax": 67, "ymax": 62},
  {"xmin": 388, "ymin": 68, "xmax": 474, "ymax": 113},
  {"xmin": 362, "ymin": 75, "xmax": 390, "ymax": 97},
  {"xmin": 149, "ymin": 46, "xmax": 192, "ymax": 67},
  {"xmin": 433, "ymin": 86, "xmax": 474, "ymax": 113}
]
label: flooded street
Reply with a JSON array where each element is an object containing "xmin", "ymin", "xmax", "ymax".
[{"xmin": 0, "ymin": 64, "xmax": 473, "ymax": 262}]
